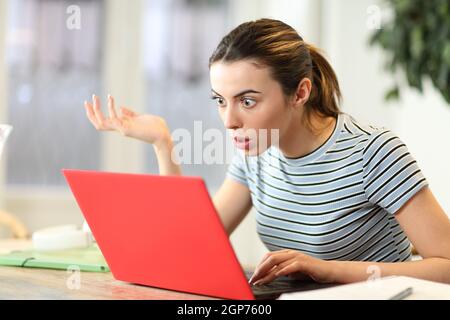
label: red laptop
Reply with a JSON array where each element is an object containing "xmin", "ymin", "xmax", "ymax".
[{"xmin": 62, "ymin": 169, "xmax": 333, "ymax": 300}]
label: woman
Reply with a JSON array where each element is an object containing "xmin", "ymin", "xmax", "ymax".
[{"xmin": 84, "ymin": 19, "xmax": 450, "ymax": 285}]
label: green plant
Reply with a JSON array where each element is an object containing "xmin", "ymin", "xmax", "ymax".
[{"xmin": 370, "ymin": 0, "xmax": 450, "ymax": 104}]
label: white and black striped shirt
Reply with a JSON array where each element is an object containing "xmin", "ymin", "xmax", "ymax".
[{"xmin": 227, "ymin": 112, "xmax": 428, "ymax": 262}]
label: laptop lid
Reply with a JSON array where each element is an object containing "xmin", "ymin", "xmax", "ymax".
[{"xmin": 62, "ymin": 169, "xmax": 254, "ymax": 300}]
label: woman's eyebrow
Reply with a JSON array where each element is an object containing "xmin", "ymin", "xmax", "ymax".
[{"xmin": 211, "ymin": 89, "xmax": 262, "ymax": 98}]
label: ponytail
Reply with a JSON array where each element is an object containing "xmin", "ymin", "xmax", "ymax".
[{"xmin": 305, "ymin": 43, "xmax": 342, "ymax": 121}]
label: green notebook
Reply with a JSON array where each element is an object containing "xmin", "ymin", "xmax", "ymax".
[{"xmin": 0, "ymin": 244, "xmax": 110, "ymax": 272}]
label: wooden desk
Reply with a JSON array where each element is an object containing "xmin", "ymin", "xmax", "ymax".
[
  {"xmin": 0, "ymin": 266, "xmax": 218, "ymax": 300},
  {"xmin": 0, "ymin": 239, "xmax": 217, "ymax": 300}
]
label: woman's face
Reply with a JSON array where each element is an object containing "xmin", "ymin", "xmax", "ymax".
[{"xmin": 209, "ymin": 60, "xmax": 294, "ymax": 156}]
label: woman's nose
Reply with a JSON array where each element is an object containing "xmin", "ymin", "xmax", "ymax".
[{"xmin": 223, "ymin": 107, "xmax": 241, "ymax": 130}]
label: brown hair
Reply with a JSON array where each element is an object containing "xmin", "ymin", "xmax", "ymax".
[{"xmin": 209, "ymin": 18, "xmax": 342, "ymax": 130}]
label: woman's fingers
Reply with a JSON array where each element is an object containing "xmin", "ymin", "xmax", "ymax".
[
  {"xmin": 250, "ymin": 250, "xmax": 295, "ymax": 284},
  {"xmin": 107, "ymin": 94, "xmax": 118, "ymax": 119},
  {"xmin": 253, "ymin": 258, "xmax": 298, "ymax": 285},
  {"xmin": 84, "ymin": 101, "xmax": 99, "ymax": 129},
  {"xmin": 252, "ymin": 265, "xmax": 279, "ymax": 286},
  {"xmin": 92, "ymin": 94, "xmax": 107, "ymax": 128},
  {"xmin": 256, "ymin": 249, "xmax": 290, "ymax": 267},
  {"xmin": 86, "ymin": 94, "xmax": 132, "ymax": 131}
]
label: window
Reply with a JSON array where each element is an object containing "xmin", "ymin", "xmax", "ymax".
[
  {"xmin": 143, "ymin": 0, "xmax": 230, "ymax": 190},
  {"xmin": 5, "ymin": 0, "xmax": 103, "ymax": 186}
]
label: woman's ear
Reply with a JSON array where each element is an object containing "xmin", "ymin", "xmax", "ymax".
[{"xmin": 292, "ymin": 78, "xmax": 312, "ymax": 108}]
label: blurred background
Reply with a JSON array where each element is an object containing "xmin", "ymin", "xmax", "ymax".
[{"xmin": 0, "ymin": 0, "xmax": 449, "ymax": 267}]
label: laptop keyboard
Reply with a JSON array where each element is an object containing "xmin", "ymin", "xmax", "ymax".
[
  {"xmin": 251, "ymin": 280, "xmax": 298, "ymax": 290},
  {"xmin": 245, "ymin": 270, "xmax": 337, "ymax": 297},
  {"xmin": 245, "ymin": 271, "xmax": 305, "ymax": 292}
]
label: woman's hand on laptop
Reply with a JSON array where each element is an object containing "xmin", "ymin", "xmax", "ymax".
[
  {"xmin": 84, "ymin": 94, "xmax": 171, "ymax": 149},
  {"xmin": 248, "ymin": 249, "xmax": 336, "ymax": 285}
]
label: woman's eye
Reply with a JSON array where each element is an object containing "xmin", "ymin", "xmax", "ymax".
[
  {"xmin": 241, "ymin": 98, "xmax": 256, "ymax": 108},
  {"xmin": 213, "ymin": 97, "xmax": 225, "ymax": 107}
]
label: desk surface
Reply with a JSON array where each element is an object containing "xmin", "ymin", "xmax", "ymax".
[
  {"xmin": 0, "ymin": 239, "xmax": 217, "ymax": 300},
  {"xmin": 0, "ymin": 266, "xmax": 218, "ymax": 300}
]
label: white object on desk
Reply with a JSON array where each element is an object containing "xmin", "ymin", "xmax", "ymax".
[
  {"xmin": 82, "ymin": 219, "xmax": 96, "ymax": 243},
  {"xmin": 32, "ymin": 224, "xmax": 93, "ymax": 252},
  {"xmin": 278, "ymin": 276, "xmax": 450, "ymax": 300}
]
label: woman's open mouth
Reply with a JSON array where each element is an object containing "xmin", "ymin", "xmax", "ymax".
[{"xmin": 233, "ymin": 136, "xmax": 251, "ymax": 150}]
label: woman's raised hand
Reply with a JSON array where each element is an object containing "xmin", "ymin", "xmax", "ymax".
[{"xmin": 84, "ymin": 95, "xmax": 171, "ymax": 148}]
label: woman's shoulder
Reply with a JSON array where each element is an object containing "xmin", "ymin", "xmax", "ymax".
[
  {"xmin": 339, "ymin": 112, "xmax": 404, "ymax": 158},
  {"xmin": 340, "ymin": 112, "xmax": 389, "ymax": 136}
]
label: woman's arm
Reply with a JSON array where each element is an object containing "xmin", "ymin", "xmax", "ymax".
[
  {"xmin": 152, "ymin": 137, "xmax": 182, "ymax": 176},
  {"xmin": 330, "ymin": 257, "xmax": 450, "ymax": 284},
  {"xmin": 213, "ymin": 178, "xmax": 253, "ymax": 236},
  {"xmin": 330, "ymin": 186, "xmax": 450, "ymax": 283},
  {"xmin": 250, "ymin": 186, "xmax": 450, "ymax": 285},
  {"xmin": 85, "ymin": 95, "xmax": 181, "ymax": 176}
]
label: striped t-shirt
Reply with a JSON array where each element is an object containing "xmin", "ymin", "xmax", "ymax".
[{"xmin": 227, "ymin": 112, "xmax": 428, "ymax": 262}]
